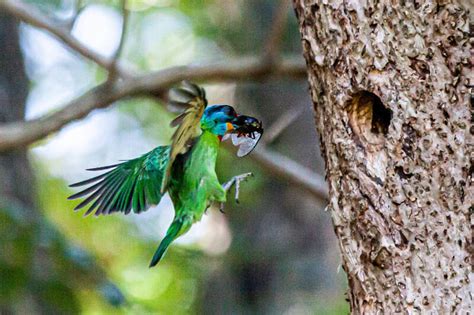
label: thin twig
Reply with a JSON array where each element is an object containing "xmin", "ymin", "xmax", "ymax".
[
  {"xmin": 251, "ymin": 147, "xmax": 328, "ymax": 199},
  {"xmin": 65, "ymin": 0, "xmax": 84, "ymax": 31},
  {"xmin": 108, "ymin": 0, "xmax": 129, "ymax": 82},
  {"xmin": 262, "ymin": 107, "xmax": 304, "ymax": 145},
  {"xmin": 0, "ymin": 0, "xmax": 133, "ymax": 79},
  {"xmin": 222, "ymin": 142, "xmax": 327, "ymax": 200}
]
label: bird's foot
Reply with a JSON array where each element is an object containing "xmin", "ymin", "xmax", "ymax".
[{"xmin": 220, "ymin": 172, "xmax": 253, "ymax": 212}]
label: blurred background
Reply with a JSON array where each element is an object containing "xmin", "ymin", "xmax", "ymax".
[{"xmin": 0, "ymin": 0, "xmax": 348, "ymax": 314}]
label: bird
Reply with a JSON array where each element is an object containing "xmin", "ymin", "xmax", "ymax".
[{"xmin": 68, "ymin": 81, "xmax": 263, "ymax": 267}]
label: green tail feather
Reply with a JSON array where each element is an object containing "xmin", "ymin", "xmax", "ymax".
[{"xmin": 149, "ymin": 219, "xmax": 183, "ymax": 267}]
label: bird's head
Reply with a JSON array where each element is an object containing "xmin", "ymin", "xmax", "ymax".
[
  {"xmin": 200, "ymin": 105, "xmax": 263, "ymax": 156},
  {"xmin": 201, "ymin": 105, "xmax": 238, "ymax": 136}
]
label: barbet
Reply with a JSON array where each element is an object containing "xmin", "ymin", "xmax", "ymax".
[{"xmin": 69, "ymin": 81, "xmax": 263, "ymax": 267}]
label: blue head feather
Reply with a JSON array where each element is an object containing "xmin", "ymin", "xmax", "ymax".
[{"xmin": 201, "ymin": 105, "xmax": 237, "ymax": 136}]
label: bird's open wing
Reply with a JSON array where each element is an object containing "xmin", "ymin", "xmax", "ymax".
[
  {"xmin": 161, "ymin": 81, "xmax": 207, "ymax": 193},
  {"xmin": 68, "ymin": 146, "xmax": 170, "ymax": 216}
]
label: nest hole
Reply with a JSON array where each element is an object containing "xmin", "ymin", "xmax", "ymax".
[{"xmin": 348, "ymin": 91, "xmax": 392, "ymax": 146}]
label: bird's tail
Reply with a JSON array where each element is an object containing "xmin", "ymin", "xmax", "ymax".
[{"xmin": 149, "ymin": 217, "xmax": 187, "ymax": 267}]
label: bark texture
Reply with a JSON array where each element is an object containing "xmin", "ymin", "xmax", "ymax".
[{"xmin": 293, "ymin": 1, "xmax": 471, "ymax": 313}]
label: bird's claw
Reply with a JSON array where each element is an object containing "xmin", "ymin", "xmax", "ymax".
[{"xmin": 220, "ymin": 172, "xmax": 253, "ymax": 213}]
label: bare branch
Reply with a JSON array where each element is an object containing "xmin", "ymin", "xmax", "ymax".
[
  {"xmin": 65, "ymin": 0, "xmax": 84, "ymax": 31},
  {"xmin": 108, "ymin": 0, "xmax": 129, "ymax": 82},
  {"xmin": 222, "ymin": 142, "xmax": 327, "ymax": 200},
  {"xmin": 250, "ymin": 148, "xmax": 328, "ymax": 200},
  {"xmin": 0, "ymin": 56, "xmax": 307, "ymax": 152},
  {"xmin": 0, "ymin": 0, "xmax": 133, "ymax": 78},
  {"xmin": 262, "ymin": 107, "xmax": 304, "ymax": 145}
]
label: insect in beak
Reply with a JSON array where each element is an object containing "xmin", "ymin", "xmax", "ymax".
[{"xmin": 225, "ymin": 115, "xmax": 263, "ymax": 157}]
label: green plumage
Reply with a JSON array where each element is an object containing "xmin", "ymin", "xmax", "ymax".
[
  {"xmin": 69, "ymin": 82, "xmax": 261, "ymax": 267},
  {"xmin": 69, "ymin": 146, "xmax": 169, "ymax": 216},
  {"xmin": 70, "ymin": 132, "xmax": 225, "ymax": 266},
  {"xmin": 151, "ymin": 131, "xmax": 226, "ymax": 266}
]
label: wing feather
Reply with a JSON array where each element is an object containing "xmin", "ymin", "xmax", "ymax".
[
  {"xmin": 169, "ymin": 88, "xmax": 196, "ymax": 101},
  {"xmin": 86, "ymin": 164, "xmax": 121, "ymax": 171},
  {"xmin": 94, "ymin": 173, "xmax": 128, "ymax": 216},
  {"xmin": 167, "ymin": 100, "xmax": 190, "ymax": 113},
  {"xmin": 68, "ymin": 171, "xmax": 113, "ymax": 187},
  {"xmin": 161, "ymin": 81, "xmax": 207, "ymax": 193},
  {"xmin": 69, "ymin": 146, "xmax": 170, "ymax": 216},
  {"xmin": 73, "ymin": 171, "xmax": 123, "ymax": 211}
]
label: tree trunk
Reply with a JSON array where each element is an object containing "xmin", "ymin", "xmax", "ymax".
[
  {"xmin": 0, "ymin": 13, "xmax": 33, "ymax": 207},
  {"xmin": 293, "ymin": 1, "xmax": 471, "ymax": 313},
  {"xmin": 0, "ymin": 12, "xmax": 39, "ymax": 314}
]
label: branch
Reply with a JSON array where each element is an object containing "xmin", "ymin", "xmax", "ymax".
[
  {"xmin": 223, "ymin": 144, "xmax": 328, "ymax": 200},
  {"xmin": 0, "ymin": 56, "xmax": 307, "ymax": 152},
  {"xmin": 108, "ymin": 0, "xmax": 129, "ymax": 82},
  {"xmin": 252, "ymin": 148, "xmax": 328, "ymax": 199},
  {"xmin": 262, "ymin": 107, "xmax": 304, "ymax": 145},
  {"xmin": 65, "ymin": 0, "xmax": 85, "ymax": 31},
  {"xmin": 0, "ymin": 0, "xmax": 132, "ymax": 78}
]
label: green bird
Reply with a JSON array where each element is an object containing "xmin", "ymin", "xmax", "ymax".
[{"xmin": 69, "ymin": 81, "xmax": 263, "ymax": 267}]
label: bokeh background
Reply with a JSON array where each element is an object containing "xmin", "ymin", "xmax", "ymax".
[{"xmin": 0, "ymin": 0, "xmax": 349, "ymax": 314}]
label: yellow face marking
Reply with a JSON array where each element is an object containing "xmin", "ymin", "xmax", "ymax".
[{"xmin": 226, "ymin": 122, "xmax": 234, "ymax": 131}]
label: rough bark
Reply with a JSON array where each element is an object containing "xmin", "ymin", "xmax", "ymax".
[{"xmin": 293, "ymin": 1, "xmax": 471, "ymax": 313}]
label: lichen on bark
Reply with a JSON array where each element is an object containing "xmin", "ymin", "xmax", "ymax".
[{"xmin": 292, "ymin": 1, "xmax": 472, "ymax": 313}]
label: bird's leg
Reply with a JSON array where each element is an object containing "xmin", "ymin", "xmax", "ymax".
[
  {"xmin": 220, "ymin": 172, "xmax": 253, "ymax": 213},
  {"xmin": 223, "ymin": 172, "xmax": 253, "ymax": 202}
]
